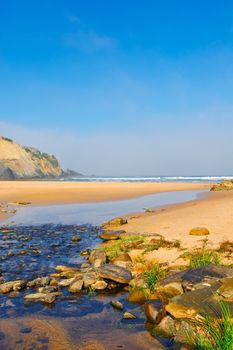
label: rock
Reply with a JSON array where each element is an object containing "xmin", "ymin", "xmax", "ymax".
[
  {"xmin": 157, "ymin": 282, "xmax": 184, "ymax": 299},
  {"xmin": 120, "ymin": 240, "xmax": 144, "ymax": 250},
  {"xmin": 123, "ymin": 312, "xmax": 136, "ymax": 319},
  {"xmin": 112, "ymin": 253, "xmax": 132, "ymax": 263},
  {"xmin": 89, "ymin": 249, "xmax": 106, "ymax": 268},
  {"xmin": 0, "ymin": 280, "xmax": 25, "ymax": 294},
  {"xmin": 59, "ymin": 278, "xmax": 76, "ymax": 287},
  {"xmin": 156, "ymin": 316, "xmax": 176, "ymax": 337},
  {"xmin": 68, "ymin": 280, "xmax": 83, "ymax": 293},
  {"xmin": 18, "ymin": 249, "xmax": 29, "ymax": 255},
  {"xmin": 182, "ymin": 264, "xmax": 233, "ymax": 285},
  {"xmin": 98, "ymin": 264, "xmax": 132, "ymax": 284},
  {"xmin": 27, "ymin": 276, "xmax": 51, "ymax": 288},
  {"xmin": 83, "ymin": 272, "xmax": 100, "ymax": 288},
  {"xmin": 71, "ymin": 235, "xmax": 81, "ymax": 243},
  {"xmin": 91, "ymin": 280, "xmax": 108, "ymax": 290},
  {"xmin": 0, "ymin": 136, "xmax": 62, "ymax": 179},
  {"xmin": 127, "ymin": 289, "xmax": 149, "ymax": 304},
  {"xmin": 211, "ymin": 179, "xmax": 233, "ymax": 191},
  {"xmin": 99, "ymin": 231, "xmax": 125, "ymax": 240},
  {"xmin": 55, "ymin": 265, "xmax": 79, "ymax": 273},
  {"xmin": 60, "ymin": 270, "xmax": 82, "ymax": 279},
  {"xmin": 129, "ymin": 276, "xmax": 148, "ymax": 289},
  {"xmin": 217, "ymin": 277, "xmax": 233, "ymax": 300},
  {"xmin": 165, "ymin": 303, "xmax": 198, "ymax": 319},
  {"xmin": 111, "ymin": 300, "xmax": 124, "ymax": 310},
  {"xmin": 24, "ymin": 292, "xmax": 59, "ymax": 304},
  {"xmin": 103, "ymin": 217, "xmax": 127, "ymax": 228},
  {"xmin": 189, "ymin": 227, "xmax": 210, "ymax": 236},
  {"xmin": 80, "ymin": 249, "xmax": 91, "ymax": 256},
  {"xmin": 38, "ymin": 286, "xmax": 58, "ymax": 293},
  {"xmin": 144, "ymin": 300, "xmax": 165, "ymax": 324}
]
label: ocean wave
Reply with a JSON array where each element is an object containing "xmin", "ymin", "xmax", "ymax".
[{"xmin": 59, "ymin": 176, "xmax": 233, "ymax": 183}]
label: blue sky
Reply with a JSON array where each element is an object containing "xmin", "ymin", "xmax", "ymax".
[{"xmin": 1, "ymin": 1, "xmax": 233, "ymax": 175}]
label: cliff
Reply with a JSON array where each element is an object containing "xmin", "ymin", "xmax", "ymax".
[{"xmin": 0, "ymin": 136, "xmax": 62, "ymax": 179}]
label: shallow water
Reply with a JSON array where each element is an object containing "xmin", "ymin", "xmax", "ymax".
[{"xmin": 4, "ymin": 190, "xmax": 207, "ymax": 226}]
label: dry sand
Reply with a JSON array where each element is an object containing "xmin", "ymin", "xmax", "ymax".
[{"xmin": 120, "ymin": 190, "xmax": 233, "ymax": 250}]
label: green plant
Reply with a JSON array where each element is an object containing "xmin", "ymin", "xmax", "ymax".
[
  {"xmin": 189, "ymin": 244, "xmax": 221, "ymax": 268},
  {"xmin": 192, "ymin": 301, "xmax": 233, "ymax": 349},
  {"xmin": 143, "ymin": 264, "xmax": 166, "ymax": 290},
  {"xmin": 103, "ymin": 235, "xmax": 145, "ymax": 260},
  {"xmin": 142, "ymin": 238, "xmax": 180, "ymax": 254},
  {"xmin": 88, "ymin": 286, "xmax": 96, "ymax": 295}
]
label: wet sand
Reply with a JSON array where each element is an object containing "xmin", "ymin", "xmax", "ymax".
[{"xmin": 0, "ymin": 181, "xmax": 209, "ymax": 205}]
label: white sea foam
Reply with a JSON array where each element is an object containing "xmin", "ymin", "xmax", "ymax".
[{"xmin": 60, "ymin": 176, "xmax": 233, "ymax": 183}]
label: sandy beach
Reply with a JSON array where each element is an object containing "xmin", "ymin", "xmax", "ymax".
[{"xmin": 0, "ymin": 180, "xmax": 209, "ymax": 205}]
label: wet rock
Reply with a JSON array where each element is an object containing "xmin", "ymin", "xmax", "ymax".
[
  {"xmin": 111, "ymin": 300, "xmax": 124, "ymax": 310},
  {"xmin": 27, "ymin": 276, "xmax": 51, "ymax": 288},
  {"xmin": 99, "ymin": 231, "xmax": 125, "ymax": 241},
  {"xmin": 89, "ymin": 249, "xmax": 106, "ymax": 268},
  {"xmin": 0, "ymin": 280, "xmax": 25, "ymax": 294},
  {"xmin": 68, "ymin": 280, "xmax": 83, "ymax": 293},
  {"xmin": 24, "ymin": 292, "xmax": 59, "ymax": 304},
  {"xmin": 91, "ymin": 280, "xmax": 108, "ymax": 290},
  {"xmin": 156, "ymin": 315, "xmax": 176, "ymax": 337},
  {"xmin": 71, "ymin": 235, "xmax": 81, "ymax": 243},
  {"xmin": 103, "ymin": 217, "xmax": 128, "ymax": 228},
  {"xmin": 37, "ymin": 286, "xmax": 58, "ymax": 293},
  {"xmin": 127, "ymin": 289, "xmax": 149, "ymax": 304},
  {"xmin": 83, "ymin": 272, "xmax": 100, "ymax": 288},
  {"xmin": 80, "ymin": 262, "xmax": 92, "ymax": 273},
  {"xmin": 59, "ymin": 278, "xmax": 76, "ymax": 287},
  {"xmin": 18, "ymin": 249, "xmax": 29, "ymax": 255},
  {"xmin": 80, "ymin": 249, "xmax": 91, "ymax": 256},
  {"xmin": 189, "ymin": 227, "xmax": 209, "ymax": 236},
  {"xmin": 98, "ymin": 264, "xmax": 132, "ymax": 284},
  {"xmin": 144, "ymin": 300, "xmax": 165, "ymax": 324},
  {"xmin": 55, "ymin": 265, "xmax": 79, "ymax": 273},
  {"xmin": 123, "ymin": 311, "xmax": 136, "ymax": 319}
]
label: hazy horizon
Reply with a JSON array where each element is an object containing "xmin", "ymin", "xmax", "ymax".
[{"xmin": 1, "ymin": 1, "xmax": 233, "ymax": 176}]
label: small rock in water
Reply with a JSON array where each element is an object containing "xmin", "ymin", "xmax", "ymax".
[
  {"xmin": 91, "ymin": 280, "xmax": 108, "ymax": 290},
  {"xmin": 111, "ymin": 300, "xmax": 124, "ymax": 310},
  {"xmin": 123, "ymin": 312, "xmax": 136, "ymax": 319},
  {"xmin": 27, "ymin": 277, "xmax": 51, "ymax": 288},
  {"xmin": 71, "ymin": 235, "xmax": 81, "ymax": 243},
  {"xmin": 59, "ymin": 278, "xmax": 76, "ymax": 287}
]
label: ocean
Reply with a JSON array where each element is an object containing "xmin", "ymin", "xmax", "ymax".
[{"xmin": 59, "ymin": 175, "xmax": 233, "ymax": 183}]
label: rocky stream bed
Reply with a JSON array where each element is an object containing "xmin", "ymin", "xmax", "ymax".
[{"xmin": 0, "ymin": 223, "xmax": 232, "ymax": 350}]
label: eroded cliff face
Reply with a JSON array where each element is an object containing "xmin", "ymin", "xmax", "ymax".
[{"xmin": 0, "ymin": 137, "xmax": 62, "ymax": 179}]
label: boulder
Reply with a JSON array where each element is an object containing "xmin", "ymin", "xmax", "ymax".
[
  {"xmin": 89, "ymin": 249, "xmax": 106, "ymax": 268},
  {"xmin": 157, "ymin": 282, "xmax": 184, "ymax": 299},
  {"xmin": 144, "ymin": 299, "xmax": 165, "ymax": 324},
  {"xmin": 165, "ymin": 303, "xmax": 198, "ymax": 319},
  {"xmin": 189, "ymin": 227, "xmax": 210, "ymax": 236},
  {"xmin": 98, "ymin": 264, "xmax": 132, "ymax": 284},
  {"xmin": 112, "ymin": 253, "xmax": 132, "ymax": 263},
  {"xmin": 83, "ymin": 272, "xmax": 100, "ymax": 288},
  {"xmin": 217, "ymin": 277, "xmax": 233, "ymax": 300},
  {"xmin": 157, "ymin": 316, "xmax": 176, "ymax": 337},
  {"xmin": 27, "ymin": 277, "xmax": 51, "ymax": 288},
  {"xmin": 211, "ymin": 180, "xmax": 233, "ymax": 191},
  {"xmin": 68, "ymin": 280, "xmax": 83, "ymax": 293},
  {"xmin": 127, "ymin": 289, "xmax": 149, "ymax": 304},
  {"xmin": 91, "ymin": 280, "xmax": 108, "ymax": 290},
  {"xmin": 103, "ymin": 217, "xmax": 128, "ymax": 228},
  {"xmin": 99, "ymin": 231, "xmax": 125, "ymax": 240},
  {"xmin": 24, "ymin": 292, "xmax": 60, "ymax": 304},
  {"xmin": 0, "ymin": 280, "xmax": 25, "ymax": 294}
]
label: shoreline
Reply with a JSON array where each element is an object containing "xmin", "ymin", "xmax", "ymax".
[{"xmin": 0, "ymin": 181, "xmax": 210, "ymax": 222}]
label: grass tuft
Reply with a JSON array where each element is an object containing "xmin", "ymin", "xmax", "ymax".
[
  {"xmin": 189, "ymin": 243, "xmax": 221, "ymax": 268},
  {"xmin": 143, "ymin": 264, "xmax": 166, "ymax": 290},
  {"xmin": 102, "ymin": 235, "xmax": 145, "ymax": 260},
  {"xmin": 192, "ymin": 301, "xmax": 233, "ymax": 349}
]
